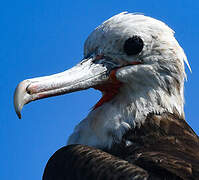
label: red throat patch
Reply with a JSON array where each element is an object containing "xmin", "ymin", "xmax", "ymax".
[{"xmin": 93, "ymin": 69, "xmax": 122, "ymax": 110}]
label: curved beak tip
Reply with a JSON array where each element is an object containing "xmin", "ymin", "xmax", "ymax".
[
  {"xmin": 14, "ymin": 85, "xmax": 23, "ymax": 119},
  {"xmin": 16, "ymin": 110, "xmax": 22, "ymax": 119},
  {"xmin": 14, "ymin": 80, "xmax": 30, "ymax": 119}
]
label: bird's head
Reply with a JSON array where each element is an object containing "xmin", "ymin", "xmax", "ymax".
[{"xmin": 14, "ymin": 12, "xmax": 190, "ymax": 124}]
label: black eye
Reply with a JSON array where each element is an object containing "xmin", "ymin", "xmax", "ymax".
[{"xmin": 123, "ymin": 36, "xmax": 144, "ymax": 56}]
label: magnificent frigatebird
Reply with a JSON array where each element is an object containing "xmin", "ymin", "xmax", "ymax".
[{"xmin": 14, "ymin": 12, "xmax": 199, "ymax": 179}]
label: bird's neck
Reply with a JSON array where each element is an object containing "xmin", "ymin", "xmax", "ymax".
[{"xmin": 67, "ymin": 85, "xmax": 184, "ymax": 149}]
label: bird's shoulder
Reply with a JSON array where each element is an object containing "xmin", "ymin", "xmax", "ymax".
[{"xmin": 108, "ymin": 112, "xmax": 199, "ymax": 179}]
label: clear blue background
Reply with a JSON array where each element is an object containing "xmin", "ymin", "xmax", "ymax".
[{"xmin": 1, "ymin": 1, "xmax": 199, "ymax": 179}]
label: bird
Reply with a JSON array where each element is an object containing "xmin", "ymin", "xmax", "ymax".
[{"xmin": 14, "ymin": 12, "xmax": 199, "ymax": 179}]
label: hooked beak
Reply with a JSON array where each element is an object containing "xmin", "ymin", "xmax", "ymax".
[{"xmin": 14, "ymin": 56, "xmax": 119, "ymax": 119}]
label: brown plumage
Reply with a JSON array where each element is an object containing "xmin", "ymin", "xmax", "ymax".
[{"xmin": 43, "ymin": 113, "xmax": 199, "ymax": 180}]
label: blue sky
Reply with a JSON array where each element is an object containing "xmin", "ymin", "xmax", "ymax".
[{"xmin": 1, "ymin": 0, "xmax": 199, "ymax": 179}]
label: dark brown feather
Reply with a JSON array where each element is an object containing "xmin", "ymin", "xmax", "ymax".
[
  {"xmin": 43, "ymin": 145, "xmax": 149, "ymax": 180},
  {"xmin": 43, "ymin": 113, "xmax": 199, "ymax": 180}
]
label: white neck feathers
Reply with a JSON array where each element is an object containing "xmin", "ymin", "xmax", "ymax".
[{"xmin": 67, "ymin": 69, "xmax": 185, "ymax": 149}]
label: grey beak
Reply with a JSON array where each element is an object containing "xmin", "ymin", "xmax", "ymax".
[{"xmin": 14, "ymin": 56, "xmax": 118, "ymax": 119}]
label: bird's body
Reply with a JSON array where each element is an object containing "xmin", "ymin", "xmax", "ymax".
[
  {"xmin": 43, "ymin": 113, "xmax": 199, "ymax": 180},
  {"xmin": 14, "ymin": 12, "xmax": 199, "ymax": 179}
]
